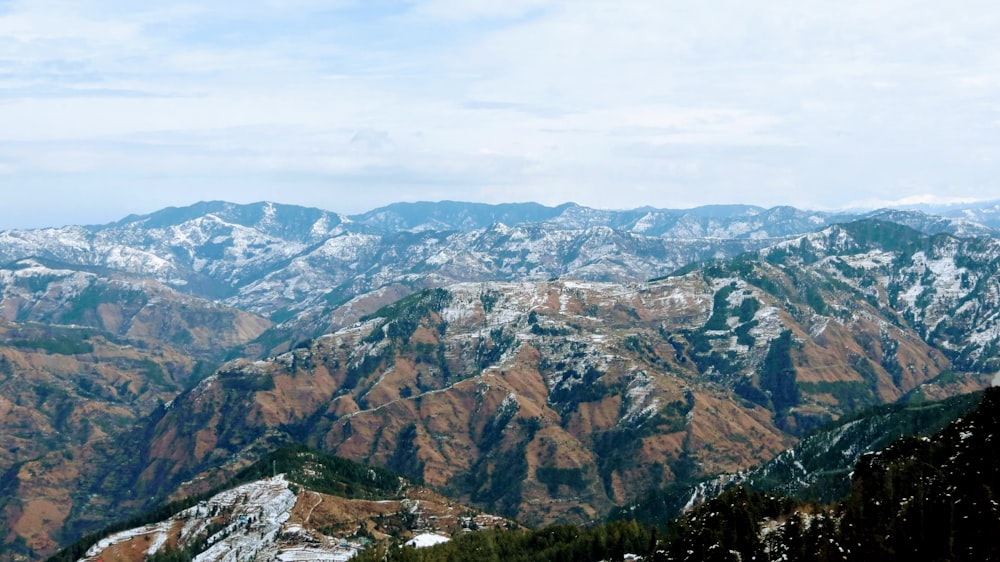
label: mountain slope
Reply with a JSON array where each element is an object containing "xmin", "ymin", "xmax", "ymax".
[
  {"xmin": 69, "ymin": 256, "xmax": 977, "ymax": 541},
  {"xmin": 4, "ymin": 204, "xmax": 1000, "ymax": 558},
  {"xmin": 332, "ymin": 387, "xmax": 1000, "ymax": 561},
  {"xmin": 51, "ymin": 447, "xmax": 512, "ymax": 562},
  {"xmin": 0, "ymin": 258, "xmax": 271, "ymax": 355},
  {"xmin": 656, "ymin": 386, "xmax": 1000, "ymax": 562},
  {"xmin": 349, "ymin": 200, "xmax": 574, "ymax": 232},
  {"xmin": 0, "ymin": 259, "xmax": 271, "ymax": 560},
  {"xmin": 616, "ymin": 390, "xmax": 985, "ymax": 526},
  {"xmin": 31, "ymin": 218, "xmax": 1000, "ymax": 553},
  {"xmin": 761, "ymin": 219, "xmax": 1000, "ymax": 373}
]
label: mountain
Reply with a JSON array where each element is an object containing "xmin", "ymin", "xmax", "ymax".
[
  {"xmin": 0, "ymin": 201, "xmax": 802, "ymax": 357},
  {"xmin": 761, "ymin": 219, "xmax": 1000, "ymax": 373},
  {"xmin": 0, "ymin": 258, "xmax": 271, "ymax": 355},
  {"xmin": 0, "ymin": 257, "xmax": 272, "ymax": 560},
  {"xmin": 348, "ymin": 201, "xmax": 575, "ymax": 232},
  {"xmin": 352, "ymin": 201, "xmax": 998, "ymax": 240},
  {"xmin": 33, "ymin": 217, "xmax": 1000, "ymax": 554},
  {"xmin": 864, "ymin": 208, "xmax": 997, "ymax": 238},
  {"xmin": 0, "ymin": 200, "xmax": 992, "ymax": 359},
  {"xmin": 65, "ymin": 393, "xmax": 990, "ymax": 562},
  {"xmin": 228, "ymin": 221, "xmax": 779, "ymax": 355},
  {"xmin": 0, "ymin": 320, "xmax": 222, "ymax": 558},
  {"xmin": 736, "ymin": 389, "xmax": 984, "ymax": 503},
  {"xmin": 952, "ymin": 200, "xmax": 1000, "ymax": 229},
  {"xmin": 297, "ymin": 387, "xmax": 1000, "ymax": 561},
  {"xmin": 0, "ymin": 260, "xmax": 271, "ymax": 558},
  {"xmin": 907, "ymin": 198, "xmax": 1000, "ymax": 230},
  {"xmin": 351, "ymin": 201, "xmax": 845, "ymax": 239},
  {"xmin": 2, "ymin": 201, "xmax": 1000, "ymax": 558}
]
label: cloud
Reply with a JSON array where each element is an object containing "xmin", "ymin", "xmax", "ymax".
[
  {"xmin": 349, "ymin": 129, "xmax": 391, "ymax": 152},
  {"xmin": 406, "ymin": 0, "xmax": 552, "ymax": 22},
  {"xmin": 2, "ymin": 0, "xmax": 1000, "ymax": 228}
]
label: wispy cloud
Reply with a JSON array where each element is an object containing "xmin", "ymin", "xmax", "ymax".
[{"xmin": 1, "ymin": 0, "xmax": 999, "ymax": 227}]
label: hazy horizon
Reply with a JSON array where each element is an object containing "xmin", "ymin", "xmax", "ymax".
[{"xmin": 3, "ymin": 195, "xmax": 998, "ymax": 232}]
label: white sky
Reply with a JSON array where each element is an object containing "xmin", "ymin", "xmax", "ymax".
[{"xmin": 1, "ymin": 0, "xmax": 999, "ymax": 229}]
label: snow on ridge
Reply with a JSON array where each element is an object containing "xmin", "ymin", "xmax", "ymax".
[
  {"xmin": 315, "ymin": 233, "xmax": 380, "ymax": 261},
  {"xmin": 621, "ymin": 371, "xmax": 658, "ymax": 426},
  {"xmin": 405, "ymin": 533, "xmax": 451, "ymax": 548},
  {"xmin": 262, "ymin": 202, "xmax": 278, "ymax": 225},
  {"xmin": 839, "ymin": 250, "xmax": 895, "ymax": 270},
  {"xmin": 194, "ymin": 476, "xmax": 297, "ymax": 562},
  {"xmin": 631, "ymin": 211, "xmax": 657, "ymax": 233},
  {"xmin": 500, "ymin": 391, "xmax": 519, "ymax": 412},
  {"xmin": 310, "ymin": 215, "xmax": 332, "ymax": 238},
  {"xmin": 0, "ymin": 259, "xmax": 78, "ymax": 281},
  {"xmin": 82, "ymin": 475, "xmax": 302, "ymax": 562},
  {"xmin": 749, "ymin": 306, "xmax": 784, "ymax": 342}
]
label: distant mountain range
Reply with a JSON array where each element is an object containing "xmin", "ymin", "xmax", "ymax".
[{"xmin": 2, "ymin": 200, "xmax": 996, "ymax": 357}]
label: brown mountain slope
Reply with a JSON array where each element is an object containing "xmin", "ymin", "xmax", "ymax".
[
  {"xmin": 73, "ymin": 271, "xmax": 970, "ymax": 546},
  {"xmin": 0, "ymin": 328, "xmax": 199, "ymax": 557},
  {"xmin": 0, "ymin": 272, "xmax": 271, "ymax": 559}
]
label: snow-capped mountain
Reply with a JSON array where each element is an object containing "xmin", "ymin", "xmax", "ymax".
[{"xmin": 1, "ymin": 200, "xmax": 992, "ymax": 359}]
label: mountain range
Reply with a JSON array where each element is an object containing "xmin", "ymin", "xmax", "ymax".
[{"xmin": 1, "ymin": 199, "xmax": 999, "ymax": 560}]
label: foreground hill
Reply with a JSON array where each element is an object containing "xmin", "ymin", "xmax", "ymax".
[
  {"xmin": 618, "ymin": 390, "xmax": 985, "ymax": 524},
  {"xmin": 658, "ymin": 386, "xmax": 1000, "ymax": 562},
  {"xmin": 50, "ymin": 447, "xmax": 512, "ymax": 562}
]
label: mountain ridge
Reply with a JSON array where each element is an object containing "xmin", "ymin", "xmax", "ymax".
[
  {"xmin": 2, "ymin": 200, "xmax": 994, "ymax": 358},
  {"xmin": 49, "ymin": 446, "xmax": 514, "ymax": 562}
]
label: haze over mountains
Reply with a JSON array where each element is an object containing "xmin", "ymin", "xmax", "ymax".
[{"xmin": 1, "ymin": 199, "xmax": 999, "ymax": 560}]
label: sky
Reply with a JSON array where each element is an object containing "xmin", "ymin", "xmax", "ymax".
[{"xmin": 1, "ymin": 0, "xmax": 999, "ymax": 229}]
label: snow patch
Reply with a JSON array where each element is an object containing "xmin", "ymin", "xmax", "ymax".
[{"xmin": 405, "ymin": 533, "xmax": 451, "ymax": 548}]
